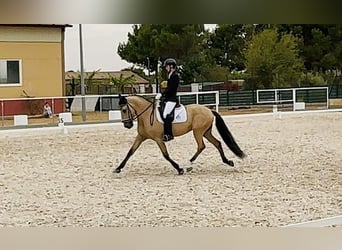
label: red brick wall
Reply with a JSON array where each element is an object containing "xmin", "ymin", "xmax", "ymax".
[{"xmin": 1, "ymin": 99, "xmax": 64, "ymax": 116}]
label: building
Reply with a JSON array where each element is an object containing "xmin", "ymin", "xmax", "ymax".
[
  {"xmin": 64, "ymin": 70, "xmax": 150, "ymax": 112},
  {"xmin": 0, "ymin": 24, "xmax": 71, "ymax": 115},
  {"xmin": 65, "ymin": 70, "xmax": 150, "ymax": 95}
]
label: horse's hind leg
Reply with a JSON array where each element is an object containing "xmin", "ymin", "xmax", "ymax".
[
  {"xmin": 204, "ymin": 128, "xmax": 234, "ymax": 167},
  {"xmin": 114, "ymin": 134, "xmax": 145, "ymax": 173},
  {"xmin": 189, "ymin": 130, "xmax": 206, "ymax": 163},
  {"xmin": 155, "ymin": 139, "xmax": 184, "ymax": 175}
]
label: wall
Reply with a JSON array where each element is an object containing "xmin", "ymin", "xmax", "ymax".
[{"xmin": 0, "ymin": 26, "xmax": 64, "ymax": 99}]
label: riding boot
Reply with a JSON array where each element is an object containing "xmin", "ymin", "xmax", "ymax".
[{"xmin": 163, "ymin": 119, "xmax": 174, "ymax": 142}]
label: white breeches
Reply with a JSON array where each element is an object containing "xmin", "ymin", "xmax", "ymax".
[{"xmin": 163, "ymin": 101, "xmax": 176, "ymax": 119}]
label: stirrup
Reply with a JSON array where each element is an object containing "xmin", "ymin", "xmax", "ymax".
[{"xmin": 163, "ymin": 134, "xmax": 174, "ymax": 142}]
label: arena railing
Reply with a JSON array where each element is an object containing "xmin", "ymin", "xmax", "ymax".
[{"xmin": 0, "ymin": 91, "xmax": 220, "ymax": 128}]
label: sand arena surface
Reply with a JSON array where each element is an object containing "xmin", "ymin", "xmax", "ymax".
[{"xmin": 0, "ymin": 112, "xmax": 341, "ymax": 227}]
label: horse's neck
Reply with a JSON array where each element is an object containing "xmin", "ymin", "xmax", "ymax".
[{"xmin": 127, "ymin": 97, "xmax": 151, "ymax": 114}]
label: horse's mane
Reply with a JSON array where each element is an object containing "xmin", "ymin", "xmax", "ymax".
[{"xmin": 127, "ymin": 94, "xmax": 154, "ymax": 104}]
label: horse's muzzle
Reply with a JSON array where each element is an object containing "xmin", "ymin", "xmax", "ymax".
[{"xmin": 123, "ymin": 121, "xmax": 133, "ymax": 129}]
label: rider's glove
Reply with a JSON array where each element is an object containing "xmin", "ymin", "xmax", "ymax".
[{"xmin": 155, "ymin": 93, "xmax": 162, "ymax": 100}]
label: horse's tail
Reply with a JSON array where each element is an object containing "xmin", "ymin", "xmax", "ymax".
[{"xmin": 212, "ymin": 110, "xmax": 246, "ymax": 159}]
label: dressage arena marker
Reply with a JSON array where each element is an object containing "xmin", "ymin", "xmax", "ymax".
[
  {"xmin": 58, "ymin": 112, "xmax": 72, "ymax": 122},
  {"xmin": 14, "ymin": 115, "xmax": 28, "ymax": 126},
  {"xmin": 283, "ymin": 215, "xmax": 342, "ymax": 227},
  {"xmin": 108, "ymin": 110, "xmax": 121, "ymax": 121}
]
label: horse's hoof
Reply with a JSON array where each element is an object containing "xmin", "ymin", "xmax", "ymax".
[
  {"xmin": 114, "ymin": 168, "xmax": 121, "ymax": 173},
  {"xmin": 178, "ymin": 168, "xmax": 184, "ymax": 175},
  {"xmin": 186, "ymin": 167, "xmax": 193, "ymax": 172},
  {"xmin": 227, "ymin": 160, "xmax": 234, "ymax": 167}
]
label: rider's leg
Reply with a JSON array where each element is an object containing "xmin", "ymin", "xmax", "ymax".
[
  {"xmin": 163, "ymin": 101, "xmax": 177, "ymax": 119},
  {"xmin": 163, "ymin": 101, "xmax": 176, "ymax": 141},
  {"xmin": 163, "ymin": 114, "xmax": 174, "ymax": 141}
]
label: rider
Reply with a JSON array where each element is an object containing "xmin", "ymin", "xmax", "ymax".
[{"xmin": 161, "ymin": 58, "xmax": 180, "ymax": 142}]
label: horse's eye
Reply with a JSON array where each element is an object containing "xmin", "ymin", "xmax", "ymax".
[{"xmin": 122, "ymin": 109, "xmax": 127, "ymax": 113}]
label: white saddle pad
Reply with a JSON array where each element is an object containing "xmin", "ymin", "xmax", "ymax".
[{"xmin": 156, "ymin": 104, "xmax": 187, "ymax": 123}]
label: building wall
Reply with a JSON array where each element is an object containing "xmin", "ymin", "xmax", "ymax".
[{"xmin": 0, "ymin": 26, "xmax": 64, "ymax": 99}]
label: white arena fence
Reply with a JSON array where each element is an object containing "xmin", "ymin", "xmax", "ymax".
[
  {"xmin": 1, "ymin": 87, "xmax": 341, "ymax": 128},
  {"xmin": 256, "ymin": 86, "xmax": 329, "ymax": 112},
  {"xmin": 0, "ymin": 91, "xmax": 219, "ymax": 128}
]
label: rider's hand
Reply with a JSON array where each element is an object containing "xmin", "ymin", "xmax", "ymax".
[
  {"xmin": 155, "ymin": 93, "xmax": 162, "ymax": 100},
  {"xmin": 160, "ymin": 81, "xmax": 167, "ymax": 88}
]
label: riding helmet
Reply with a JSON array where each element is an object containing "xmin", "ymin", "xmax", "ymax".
[{"xmin": 163, "ymin": 58, "xmax": 177, "ymax": 67}]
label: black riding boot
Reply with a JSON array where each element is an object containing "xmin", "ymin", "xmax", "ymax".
[{"xmin": 163, "ymin": 119, "xmax": 174, "ymax": 142}]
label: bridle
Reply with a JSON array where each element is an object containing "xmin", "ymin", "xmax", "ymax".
[{"xmin": 120, "ymin": 100, "xmax": 155, "ymax": 124}]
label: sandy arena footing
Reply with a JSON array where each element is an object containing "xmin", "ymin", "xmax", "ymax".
[{"xmin": 0, "ymin": 112, "xmax": 341, "ymax": 226}]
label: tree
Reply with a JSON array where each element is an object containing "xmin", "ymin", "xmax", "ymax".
[
  {"xmin": 277, "ymin": 24, "xmax": 342, "ymax": 73},
  {"xmin": 117, "ymin": 24, "xmax": 208, "ymax": 84},
  {"xmin": 207, "ymin": 24, "xmax": 254, "ymax": 72},
  {"xmin": 110, "ymin": 73, "xmax": 135, "ymax": 94},
  {"xmin": 244, "ymin": 29, "xmax": 304, "ymax": 89}
]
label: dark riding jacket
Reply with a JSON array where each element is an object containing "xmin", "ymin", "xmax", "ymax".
[{"xmin": 162, "ymin": 71, "xmax": 179, "ymax": 103}]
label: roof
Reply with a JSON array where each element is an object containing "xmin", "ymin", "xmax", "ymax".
[
  {"xmin": 65, "ymin": 70, "xmax": 149, "ymax": 84},
  {"xmin": 0, "ymin": 24, "xmax": 72, "ymax": 28}
]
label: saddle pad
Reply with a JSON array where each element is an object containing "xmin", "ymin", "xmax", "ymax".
[{"xmin": 156, "ymin": 104, "xmax": 187, "ymax": 123}]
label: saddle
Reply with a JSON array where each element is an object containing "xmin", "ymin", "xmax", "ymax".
[{"xmin": 156, "ymin": 101, "xmax": 187, "ymax": 124}]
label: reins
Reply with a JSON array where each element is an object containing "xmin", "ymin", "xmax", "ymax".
[
  {"xmin": 122, "ymin": 98, "xmax": 156, "ymax": 126},
  {"xmin": 128, "ymin": 102, "xmax": 153, "ymax": 120}
]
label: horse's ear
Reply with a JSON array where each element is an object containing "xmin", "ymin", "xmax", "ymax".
[{"xmin": 118, "ymin": 94, "xmax": 127, "ymax": 105}]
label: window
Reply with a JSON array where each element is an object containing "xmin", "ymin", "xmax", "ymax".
[{"xmin": 0, "ymin": 59, "xmax": 22, "ymax": 85}]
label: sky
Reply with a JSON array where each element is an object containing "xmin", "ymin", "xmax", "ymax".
[
  {"xmin": 64, "ymin": 24, "xmax": 217, "ymax": 72},
  {"xmin": 64, "ymin": 24, "xmax": 134, "ymax": 72}
]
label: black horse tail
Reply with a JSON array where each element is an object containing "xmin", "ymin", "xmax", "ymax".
[{"xmin": 212, "ymin": 111, "xmax": 246, "ymax": 159}]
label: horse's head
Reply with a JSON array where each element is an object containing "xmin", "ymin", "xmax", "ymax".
[{"xmin": 118, "ymin": 94, "xmax": 134, "ymax": 129}]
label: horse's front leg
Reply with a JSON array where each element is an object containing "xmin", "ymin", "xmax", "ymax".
[
  {"xmin": 114, "ymin": 134, "xmax": 145, "ymax": 173},
  {"xmin": 155, "ymin": 139, "xmax": 184, "ymax": 175}
]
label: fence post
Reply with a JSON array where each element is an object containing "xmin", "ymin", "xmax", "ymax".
[
  {"xmin": 1, "ymin": 100, "xmax": 3, "ymax": 127},
  {"xmin": 100, "ymin": 96, "xmax": 102, "ymax": 115},
  {"xmin": 51, "ymin": 98, "xmax": 55, "ymax": 117},
  {"xmin": 215, "ymin": 91, "xmax": 219, "ymax": 112},
  {"xmin": 326, "ymin": 87, "xmax": 329, "ymax": 109},
  {"xmin": 292, "ymin": 89, "xmax": 296, "ymax": 111}
]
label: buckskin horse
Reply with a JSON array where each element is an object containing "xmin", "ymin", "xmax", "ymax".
[{"xmin": 115, "ymin": 94, "xmax": 246, "ymax": 175}]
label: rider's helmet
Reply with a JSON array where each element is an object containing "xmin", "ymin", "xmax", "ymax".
[{"xmin": 163, "ymin": 58, "xmax": 177, "ymax": 68}]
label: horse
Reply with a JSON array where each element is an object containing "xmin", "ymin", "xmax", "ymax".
[{"xmin": 115, "ymin": 94, "xmax": 246, "ymax": 175}]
